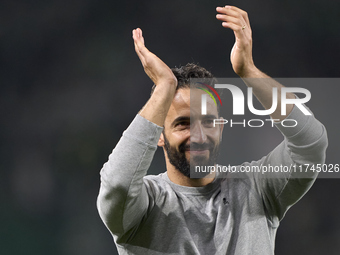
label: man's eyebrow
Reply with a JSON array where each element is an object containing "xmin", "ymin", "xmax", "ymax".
[
  {"xmin": 202, "ymin": 114, "xmax": 218, "ymax": 119},
  {"xmin": 171, "ymin": 116, "xmax": 190, "ymax": 127},
  {"xmin": 170, "ymin": 115, "xmax": 218, "ymax": 127}
]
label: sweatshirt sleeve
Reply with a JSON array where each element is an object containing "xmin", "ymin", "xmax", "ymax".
[
  {"xmin": 97, "ymin": 114, "xmax": 163, "ymax": 237},
  {"xmin": 252, "ymin": 105, "xmax": 328, "ymax": 221}
]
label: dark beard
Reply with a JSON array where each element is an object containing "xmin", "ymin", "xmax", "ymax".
[{"xmin": 163, "ymin": 132, "xmax": 220, "ymax": 178}]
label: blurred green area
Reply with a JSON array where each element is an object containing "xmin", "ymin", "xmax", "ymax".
[{"xmin": 1, "ymin": 0, "xmax": 340, "ymax": 254}]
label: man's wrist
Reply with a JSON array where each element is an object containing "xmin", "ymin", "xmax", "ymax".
[
  {"xmin": 139, "ymin": 81, "xmax": 177, "ymax": 126},
  {"xmin": 238, "ymin": 64, "xmax": 262, "ymax": 78}
]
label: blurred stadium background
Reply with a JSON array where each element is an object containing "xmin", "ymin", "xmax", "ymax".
[{"xmin": 1, "ymin": 0, "xmax": 339, "ymax": 254}]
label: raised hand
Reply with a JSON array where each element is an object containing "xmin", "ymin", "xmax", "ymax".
[
  {"xmin": 132, "ymin": 28, "xmax": 178, "ymax": 126},
  {"xmin": 132, "ymin": 28, "xmax": 177, "ymax": 88},
  {"xmin": 216, "ymin": 6, "xmax": 256, "ymax": 77}
]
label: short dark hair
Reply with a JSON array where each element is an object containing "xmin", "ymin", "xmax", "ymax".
[{"xmin": 151, "ymin": 63, "xmax": 217, "ymax": 95}]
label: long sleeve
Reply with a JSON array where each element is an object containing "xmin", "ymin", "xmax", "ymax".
[
  {"xmin": 252, "ymin": 105, "xmax": 328, "ymax": 221},
  {"xmin": 97, "ymin": 114, "xmax": 163, "ymax": 238}
]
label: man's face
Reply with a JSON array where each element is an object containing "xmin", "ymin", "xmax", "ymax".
[{"xmin": 160, "ymin": 88, "xmax": 223, "ymax": 177}]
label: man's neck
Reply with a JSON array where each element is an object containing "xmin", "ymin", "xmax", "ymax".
[{"xmin": 166, "ymin": 167, "xmax": 215, "ymax": 187}]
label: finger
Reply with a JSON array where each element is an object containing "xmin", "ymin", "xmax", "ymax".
[
  {"xmin": 216, "ymin": 6, "xmax": 249, "ymax": 29},
  {"xmin": 216, "ymin": 8, "xmax": 247, "ymax": 31},
  {"xmin": 221, "ymin": 21, "xmax": 248, "ymax": 42},
  {"xmin": 133, "ymin": 28, "xmax": 149, "ymax": 57},
  {"xmin": 133, "ymin": 28, "xmax": 151, "ymax": 66},
  {"xmin": 136, "ymin": 28, "xmax": 145, "ymax": 45},
  {"xmin": 132, "ymin": 29, "xmax": 145, "ymax": 65},
  {"xmin": 216, "ymin": 6, "xmax": 239, "ymax": 17},
  {"xmin": 216, "ymin": 6, "xmax": 251, "ymax": 39},
  {"xmin": 227, "ymin": 6, "xmax": 250, "ymax": 28},
  {"xmin": 222, "ymin": 21, "xmax": 242, "ymax": 32},
  {"xmin": 216, "ymin": 14, "xmax": 242, "ymax": 27},
  {"xmin": 218, "ymin": 7, "xmax": 244, "ymax": 23}
]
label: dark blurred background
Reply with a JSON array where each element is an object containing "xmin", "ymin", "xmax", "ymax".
[{"xmin": 1, "ymin": 0, "xmax": 339, "ymax": 254}]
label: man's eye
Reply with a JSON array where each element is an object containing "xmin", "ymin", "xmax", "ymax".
[
  {"xmin": 178, "ymin": 122, "xmax": 189, "ymax": 126},
  {"xmin": 176, "ymin": 122, "xmax": 190, "ymax": 128},
  {"xmin": 203, "ymin": 119, "xmax": 214, "ymax": 126}
]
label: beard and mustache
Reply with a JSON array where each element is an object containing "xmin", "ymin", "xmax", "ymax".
[{"xmin": 163, "ymin": 131, "xmax": 220, "ymax": 178}]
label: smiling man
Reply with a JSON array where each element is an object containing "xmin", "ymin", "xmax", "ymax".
[
  {"xmin": 97, "ymin": 6, "xmax": 328, "ymax": 255},
  {"xmin": 160, "ymin": 84, "xmax": 223, "ymax": 186}
]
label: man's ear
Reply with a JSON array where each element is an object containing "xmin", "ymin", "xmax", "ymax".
[{"xmin": 158, "ymin": 132, "xmax": 165, "ymax": 147}]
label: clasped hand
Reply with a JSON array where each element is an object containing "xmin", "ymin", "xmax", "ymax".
[{"xmin": 132, "ymin": 6, "xmax": 256, "ymax": 85}]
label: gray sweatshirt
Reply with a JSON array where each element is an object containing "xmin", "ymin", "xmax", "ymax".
[{"xmin": 97, "ymin": 106, "xmax": 328, "ymax": 255}]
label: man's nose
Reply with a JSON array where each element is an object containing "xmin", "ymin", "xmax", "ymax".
[{"xmin": 190, "ymin": 123, "xmax": 207, "ymax": 144}]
